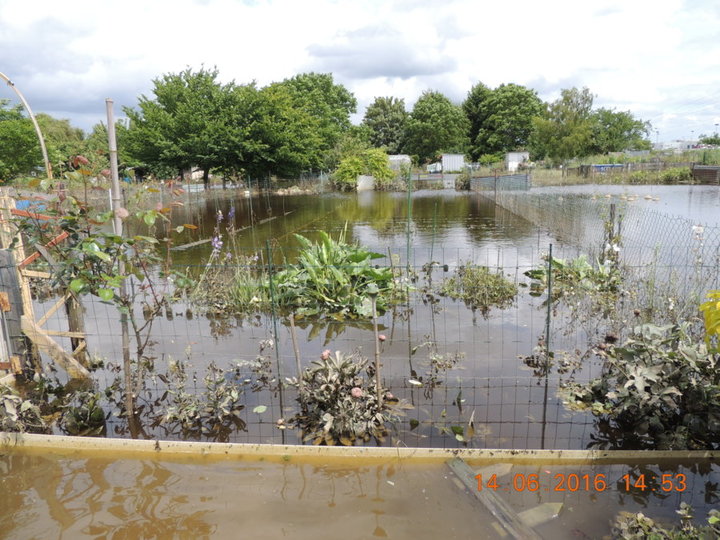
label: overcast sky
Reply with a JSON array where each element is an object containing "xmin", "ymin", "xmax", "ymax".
[{"xmin": 1, "ymin": 0, "xmax": 718, "ymax": 142}]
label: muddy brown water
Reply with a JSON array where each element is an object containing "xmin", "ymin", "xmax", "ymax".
[{"xmin": 1, "ymin": 449, "xmax": 718, "ymax": 539}]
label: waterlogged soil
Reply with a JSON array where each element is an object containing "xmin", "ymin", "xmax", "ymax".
[{"xmin": 1, "ymin": 450, "xmax": 717, "ymax": 539}]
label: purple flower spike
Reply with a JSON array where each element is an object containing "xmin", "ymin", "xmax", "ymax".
[
  {"xmin": 211, "ymin": 235, "xmax": 223, "ymax": 253},
  {"xmin": 228, "ymin": 206, "xmax": 236, "ymax": 221}
]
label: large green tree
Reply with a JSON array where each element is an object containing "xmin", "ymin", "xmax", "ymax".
[
  {"xmin": 530, "ymin": 87, "xmax": 595, "ymax": 163},
  {"xmin": 35, "ymin": 113, "xmax": 85, "ymax": 172},
  {"xmin": 404, "ymin": 91, "xmax": 469, "ymax": 163},
  {"xmin": 124, "ymin": 67, "xmax": 234, "ymax": 186},
  {"xmin": 271, "ymin": 73, "xmax": 356, "ymax": 168},
  {"xmin": 464, "ymin": 83, "xmax": 542, "ymax": 160},
  {"xmin": 0, "ymin": 99, "xmax": 42, "ymax": 181},
  {"xmin": 589, "ymin": 108, "xmax": 651, "ymax": 154},
  {"xmin": 362, "ymin": 96, "xmax": 408, "ymax": 154}
]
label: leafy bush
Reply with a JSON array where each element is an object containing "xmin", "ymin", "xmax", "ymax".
[
  {"xmin": 628, "ymin": 171, "xmax": 650, "ymax": 184},
  {"xmin": 441, "ymin": 263, "xmax": 517, "ymax": 316},
  {"xmin": 560, "ymin": 324, "xmax": 720, "ymax": 449},
  {"xmin": 286, "ymin": 350, "xmax": 406, "ymax": 445},
  {"xmin": 333, "ymin": 148, "xmax": 394, "ymax": 191},
  {"xmin": 455, "ymin": 170, "xmax": 471, "ymax": 190},
  {"xmin": 613, "ymin": 503, "xmax": 720, "ymax": 539},
  {"xmin": 271, "ymin": 231, "xmax": 400, "ymax": 319},
  {"xmin": 660, "ymin": 167, "xmax": 692, "ymax": 184}
]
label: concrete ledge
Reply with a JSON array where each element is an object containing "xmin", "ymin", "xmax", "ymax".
[{"xmin": 2, "ymin": 432, "xmax": 720, "ymax": 466}]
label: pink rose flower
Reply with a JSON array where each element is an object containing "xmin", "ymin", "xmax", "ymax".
[
  {"xmin": 115, "ymin": 207, "xmax": 130, "ymax": 220},
  {"xmin": 321, "ymin": 349, "xmax": 331, "ymax": 360},
  {"xmin": 351, "ymin": 387, "xmax": 363, "ymax": 398}
]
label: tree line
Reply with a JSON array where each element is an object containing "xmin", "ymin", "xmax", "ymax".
[{"xmin": 0, "ymin": 67, "xmax": 652, "ymax": 183}]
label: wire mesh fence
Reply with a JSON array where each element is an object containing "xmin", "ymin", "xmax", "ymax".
[{"xmin": 12, "ymin": 185, "xmax": 720, "ymax": 449}]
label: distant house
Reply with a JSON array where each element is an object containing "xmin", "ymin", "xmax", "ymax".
[
  {"xmin": 505, "ymin": 152, "xmax": 529, "ymax": 172},
  {"xmin": 388, "ymin": 154, "xmax": 411, "ymax": 171}
]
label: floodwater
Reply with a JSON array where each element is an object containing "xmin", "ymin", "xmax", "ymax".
[
  {"xmin": 2, "ymin": 449, "xmax": 718, "ymax": 539},
  {"xmin": 31, "ymin": 185, "xmax": 720, "ymax": 449}
]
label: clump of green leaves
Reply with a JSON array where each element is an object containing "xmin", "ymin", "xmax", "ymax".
[
  {"xmin": 157, "ymin": 360, "xmax": 247, "ymax": 442},
  {"xmin": 333, "ymin": 148, "xmax": 395, "ymax": 191},
  {"xmin": 525, "ymin": 254, "xmax": 620, "ymax": 301},
  {"xmin": 660, "ymin": 167, "xmax": 692, "ymax": 184},
  {"xmin": 560, "ymin": 323, "xmax": 720, "ymax": 449},
  {"xmin": 271, "ymin": 231, "xmax": 400, "ymax": 319},
  {"xmin": 441, "ymin": 263, "xmax": 517, "ymax": 317},
  {"xmin": 613, "ymin": 503, "xmax": 720, "ymax": 539},
  {"xmin": 61, "ymin": 391, "xmax": 106, "ymax": 436},
  {"xmin": 286, "ymin": 350, "xmax": 406, "ymax": 445}
]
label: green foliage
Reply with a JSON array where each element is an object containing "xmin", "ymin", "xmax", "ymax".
[
  {"xmin": 525, "ymin": 254, "xmax": 620, "ymax": 301},
  {"xmin": 531, "ymin": 87, "xmax": 595, "ymax": 163},
  {"xmin": 36, "ymin": 113, "xmax": 86, "ymax": 173},
  {"xmin": 441, "ymin": 263, "xmax": 517, "ymax": 317},
  {"xmin": 699, "ymin": 133, "xmax": 720, "ymax": 146},
  {"xmin": 589, "ymin": 108, "xmax": 651, "ymax": 154},
  {"xmin": 404, "ymin": 90, "xmax": 469, "ymax": 163},
  {"xmin": 362, "ymin": 96, "xmax": 408, "ymax": 154},
  {"xmin": 455, "ymin": 169, "xmax": 471, "ymax": 190},
  {"xmin": 159, "ymin": 359, "xmax": 247, "ymax": 441},
  {"xmin": 0, "ymin": 383, "xmax": 48, "ymax": 433},
  {"xmin": 0, "ymin": 99, "xmax": 42, "ymax": 180},
  {"xmin": 61, "ymin": 391, "xmax": 106, "ymax": 436},
  {"xmin": 560, "ymin": 324, "xmax": 720, "ymax": 449},
  {"xmin": 463, "ymin": 83, "xmax": 543, "ymax": 160},
  {"xmin": 273, "ymin": 72, "xmax": 357, "ymax": 160},
  {"xmin": 660, "ymin": 167, "xmax": 692, "ymax": 183},
  {"xmin": 323, "ymin": 125, "xmax": 372, "ymax": 172},
  {"xmin": 613, "ymin": 503, "xmax": 720, "ymax": 539},
  {"xmin": 332, "ymin": 148, "xmax": 394, "ymax": 191},
  {"xmin": 271, "ymin": 230, "xmax": 399, "ymax": 319},
  {"xmin": 286, "ymin": 350, "xmax": 403, "ymax": 445}
]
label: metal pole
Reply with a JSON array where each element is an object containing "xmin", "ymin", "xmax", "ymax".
[
  {"xmin": 0, "ymin": 72, "xmax": 52, "ymax": 179},
  {"xmin": 106, "ymin": 99, "xmax": 123, "ymax": 236}
]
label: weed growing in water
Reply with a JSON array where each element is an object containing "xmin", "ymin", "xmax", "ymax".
[
  {"xmin": 440, "ymin": 263, "xmax": 517, "ymax": 319},
  {"xmin": 613, "ymin": 503, "xmax": 720, "ymax": 539}
]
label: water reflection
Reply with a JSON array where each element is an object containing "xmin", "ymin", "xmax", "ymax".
[{"xmin": 3, "ymin": 451, "xmax": 720, "ymax": 539}]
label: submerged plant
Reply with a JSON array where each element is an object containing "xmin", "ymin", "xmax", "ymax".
[
  {"xmin": 613, "ymin": 503, "xmax": 720, "ymax": 539},
  {"xmin": 0, "ymin": 384, "xmax": 48, "ymax": 433},
  {"xmin": 286, "ymin": 350, "xmax": 409, "ymax": 445},
  {"xmin": 440, "ymin": 263, "xmax": 517, "ymax": 318},
  {"xmin": 525, "ymin": 254, "xmax": 620, "ymax": 301},
  {"xmin": 271, "ymin": 230, "xmax": 401, "ymax": 319},
  {"xmin": 60, "ymin": 391, "xmax": 106, "ymax": 436},
  {"xmin": 158, "ymin": 360, "xmax": 247, "ymax": 442},
  {"xmin": 560, "ymin": 323, "xmax": 720, "ymax": 450}
]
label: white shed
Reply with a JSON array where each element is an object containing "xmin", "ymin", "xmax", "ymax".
[
  {"xmin": 505, "ymin": 152, "xmax": 529, "ymax": 172},
  {"xmin": 388, "ymin": 154, "xmax": 411, "ymax": 171},
  {"xmin": 441, "ymin": 154, "xmax": 465, "ymax": 173}
]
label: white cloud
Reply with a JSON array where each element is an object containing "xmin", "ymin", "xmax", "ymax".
[{"xmin": 0, "ymin": 0, "xmax": 717, "ymax": 140}]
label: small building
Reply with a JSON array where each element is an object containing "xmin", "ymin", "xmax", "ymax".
[
  {"xmin": 505, "ymin": 152, "xmax": 529, "ymax": 173},
  {"xmin": 388, "ymin": 154, "xmax": 411, "ymax": 171},
  {"xmin": 441, "ymin": 153, "xmax": 465, "ymax": 173}
]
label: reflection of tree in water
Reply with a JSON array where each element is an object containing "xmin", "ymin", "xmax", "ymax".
[{"xmin": 0, "ymin": 455, "xmax": 215, "ymax": 538}]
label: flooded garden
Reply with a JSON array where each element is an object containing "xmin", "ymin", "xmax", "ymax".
[{"xmin": 3, "ymin": 181, "xmax": 720, "ymax": 537}]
